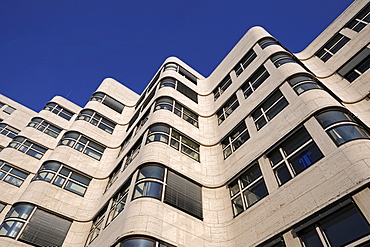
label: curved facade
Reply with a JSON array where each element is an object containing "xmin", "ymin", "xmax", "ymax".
[{"xmin": 0, "ymin": 1, "xmax": 370, "ymax": 246}]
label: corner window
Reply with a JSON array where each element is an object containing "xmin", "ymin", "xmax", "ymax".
[
  {"xmin": 163, "ymin": 63, "xmax": 197, "ymax": 85},
  {"xmin": 296, "ymin": 201, "xmax": 370, "ymax": 247},
  {"xmin": 287, "ymin": 74, "xmax": 323, "ymax": 95},
  {"xmin": 43, "ymin": 102, "xmax": 74, "ymax": 120},
  {"xmin": 113, "ymin": 236, "xmax": 175, "ymax": 247},
  {"xmin": 0, "ymin": 123, "xmax": 19, "ymax": 138},
  {"xmin": 133, "ymin": 164, "xmax": 203, "ymax": 219},
  {"xmin": 228, "ymin": 162, "xmax": 268, "ymax": 216},
  {"xmin": 316, "ymin": 110, "xmax": 370, "ymax": 146},
  {"xmin": 8, "ymin": 137, "xmax": 47, "ymax": 160},
  {"xmin": 251, "ymin": 90, "xmax": 288, "ymax": 130},
  {"xmin": 337, "ymin": 47, "xmax": 370, "ymax": 82},
  {"xmin": 213, "ymin": 75, "xmax": 232, "ymax": 101},
  {"xmin": 33, "ymin": 161, "xmax": 91, "ymax": 196},
  {"xmin": 0, "ymin": 203, "xmax": 71, "ymax": 246},
  {"xmin": 27, "ymin": 117, "xmax": 62, "ymax": 138},
  {"xmin": 160, "ymin": 77, "xmax": 198, "ymax": 103},
  {"xmin": 89, "ymin": 92, "xmax": 125, "ymax": 113},
  {"xmin": 0, "ymin": 160, "xmax": 28, "ymax": 187},
  {"xmin": 233, "ymin": 49, "xmax": 257, "ymax": 76},
  {"xmin": 216, "ymin": 94, "xmax": 239, "ymax": 125},
  {"xmin": 146, "ymin": 124, "xmax": 200, "ymax": 161},
  {"xmin": 315, "ymin": 33, "xmax": 350, "ymax": 62},
  {"xmin": 58, "ymin": 132, "xmax": 106, "ymax": 160},
  {"xmin": 154, "ymin": 97, "xmax": 199, "ymax": 127},
  {"xmin": 77, "ymin": 110, "xmax": 116, "ymax": 134},
  {"xmin": 241, "ymin": 65, "xmax": 270, "ymax": 99},
  {"xmin": 221, "ymin": 121, "xmax": 250, "ymax": 159},
  {"xmin": 267, "ymin": 127, "xmax": 324, "ymax": 185},
  {"xmin": 345, "ymin": 3, "xmax": 370, "ymax": 32},
  {"xmin": 258, "ymin": 37, "xmax": 279, "ymax": 49},
  {"xmin": 270, "ymin": 52, "xmax": 297, "ymax": 67}
]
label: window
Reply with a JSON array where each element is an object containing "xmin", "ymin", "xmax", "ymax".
[
  {"xmin": 105, "ymin": 161, "xmax": 123, "ymax": 192},
  {"xmin": 241, "ymin": 65, "xmax": 270, "ymax": 99},
  {"xmin": 0, "ymin": 102, "xmax": 4, "ymax": 108},
  {"xmin": 3, "ymin": 106, "xmax": 16, "ymax": 115},
  {"xmin": 27, "ymin": 117, "xmax": 62, "ymax": 138},
  {"xmin": 43, "ymin": 102, "xmax": 74, "ymax": 120},
  {"xmin": 295, "ymin": 200, "xmax": 370, "ymax": 247},
  {"xmin": 221, "ymin": 121, "xmax": 250, "ymax": 159},
  {"xmin": 127, "ymin": 110, "xmax": 140, "ymax": 131},
  {"xmin": 89, "ymin": 92, "xmax": 125, "ymax": 113},
  {"xmin": 154, "ymin": 97, "xmax": 199, "ymax": 127},
  {"xmin": 58, "ymin": 132, "xmax": 106, "ymax": 160},
  {"xmin": 0, "ymin": 160, "xmax": 28, "ymax": 187},
  {"xmin": 258, "ymin": 37, "xmax": 279, "ymax": 49},
  {"xmin": 345, "ymin": 3, "xmax": 370, "ymax": 32},
  {"xmin": 0, "ymin": 203, "xmax": 5, "ymax": 213},
  {"xmin": 113, "ymin": 236, "xmax": 175, "ymax": 247},
  {"xmin": 119, "ymin": 131, "xmax": 133, "ymax": 156},
  {"xmin": 33, "ymin": 161, "xmax": 91, "ymax": 196},
  {"xmin": 270, "ymin": 52, "xmax": 297, "ymax": 67},
  {"xmin": 267, "ymin": 127, "xmax": 324, "ymax": 185},
  {"xmin": 251, "ymin": 90, "xmax": 288, "ymax": 130},
  {"xmin": 106, "ymin": 179, "xmax": 130, "ymax": 226},
  {"xmin": 0, "ymin": 123, "xmax": 19, "ymax": 138},
  {"xmin": 233, "ymin": 49, "xmax": 257, "ymax": 76},
  {"xmin": 315, "ymin": 33, "xmax": 350, "ymax": 62},
  {"xmin": 134, "ymin": 110, "xmax": 150, "ymax": 135},
  {"xmin": 287, "ymin": 74, "xmax": 323, "ymax": 95},
  {"xmin": 160, "ymin": 77, "xmax": 198, "ymax": 103},
  {"xmin": 337, "ymin": 47, "xmax": 370, "ymax": 82},
  {"xmin": 0, "ymin": 203, "xmax": 71, "ymax": 246},
  {"xmin": 213, "ymin": 75, "xmax": 232, "ymax": 101},
  {"xmin": 0, "ymin": 146, "xmax": 3, "ymax": 152},
  {"xmin": 228, "ymin": 162, "xmax": 268, "ymax": 216},
  {"xmin": 77, "ymin": 110, "xmax": 116, "ymax": 134},
  {"xmin": 8, "ymin": 137, "xmax": 47, "ymax": 160},
  {"xmin": 146, "ymin": 124, "xmax": 200, "ymax": 161},
  {"xmin": 133, "ymin": 164, "xmax": 203, "ymax": 219},
  {"xmin": 86, "ymin": 206, "xmax": 107, "ymax": 245},
  {"xmin": 316, "ymin": 110, "xmax": 370, "ymax": 146},
  {"xmin": 256, "ymin": 235, "xmax": 286, "ymax": 247},
  {"xmin": 216, "ymin": 94, "xmax": 239, "ymax": 125},
  {"xmin": 163, "ymin": 63, "xmax": 198, "ymax": 85},
  {"xmin": 124, "ymin": 137, "xmax": 142, "ymax": 166}
]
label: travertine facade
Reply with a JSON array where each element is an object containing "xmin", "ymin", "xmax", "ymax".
[{"xmin": 0, "ymin": 1, "xmax": 370, "ymax": 246}]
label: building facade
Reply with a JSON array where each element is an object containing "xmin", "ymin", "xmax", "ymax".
[{"xmin": 0, "ymin": 0, "xmax": 370, "ymax": 246}]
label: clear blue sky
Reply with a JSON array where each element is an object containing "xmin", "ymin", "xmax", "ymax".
[{"xmin": 0, "ymin": 0, "xmax": 354, "ymax": 112}]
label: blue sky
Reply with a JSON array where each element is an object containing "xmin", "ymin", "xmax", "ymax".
[{"xmin": 0, "ymin": 0, "xmax": 354, "ymax": 112}]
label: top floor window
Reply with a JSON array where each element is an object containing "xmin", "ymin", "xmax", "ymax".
[
  {"xmin": 27, "ymin": 117, "xmax": 62, "ymax": 138},
  {"xmin": 241, "ymin": 65, "xmax": 270, "ymax": 99},
  {"xmin": 43, "ymin": 102, "xmax": 74, "ymax": 120},
  {"xmin": 233, "ymin": 49, "xmax": 257, "ymax": 76},
  {"xmin": 345, "ymin": 3, "xmax": 370, "ymax": 32},
  {"xmin": 163, "ymin": 63, "xmax": 197, "ymax": 85},
  {"xmin": 216, "ymin": 94, "xmax": 239, "ymax": 125},
  {"xmin": 89, "ymin": 92, "xmax": 125, "ymax": 113},
  {"xmin": 0, "ymin": 123, "xmax": 19, "ymax": 138},
  {"xmin": 270, "ymin": 52, "xmax": 297, "ymax": 67},
  {"xmin": 315, "ymin": 33, "xmax": 350, "ymax": 62},
  {"xmin": 160, "ymin": 77, "xmax": 198, "ymax": 103},
  {"xmin": 213, "ymin": 75, "xmax": 232, "ymax": 101},
  {"xmin": 8, "ymin": 137, "xmax": 47, "ymax": 160},
  {"xmin": 3, "ymin": 105, "xmax": 16, "ymax": 115},
  {"xmin": 287, "ymin": 74, "xmax": 323, "ymax": 95},
  {"xmin": 337, "ymin": 46, "xmax": 370, "ymax": 82},
  {"xmin": 77, "ymin": 110, "xmax": 116, "ymax": 134},
  {"xmin": 258, "ymin": 37, "xmax": 279, "ymax": 49}
]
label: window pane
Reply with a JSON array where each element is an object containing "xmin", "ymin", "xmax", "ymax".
[
  {"xmin": 289, "ymin": 142, "xmax": 323, "ymax": 175},
  {"xmin": 243, "ymin": 180, "xmax": 268, "ymax": 207},
  {"xmin": 120, "ymin": 238, "xmax": 155, "ymax": 247},
  {"xmin": 300, "ymin": 227, "xmax": 324, "ymax": 247},
  {"xmin": 0, "ymin": 221, "xmax": 24, "ymax": 238},
  {"xmin": 137, "ymin": 165, "xmax": 164, "ymax": 181},
  {"xmin": 316, "ymin": 111, "xmax": 352, "ymax": 128},
  {"xmin": 328, "ymin": 125, "xmax": 370, "ymax": 145},
  {"xmin": 133, "ymin": 181, "xmax": 162, "ymax": 199},
  {"xmin": 232, "ymin": 196, "xmax": 244, "ymax": 216},
  {"xmin": 7, "ymin": 204, "xmax": 34, "ymax": 219}
]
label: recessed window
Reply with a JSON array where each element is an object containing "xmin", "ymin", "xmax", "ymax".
[
  {"xmin": 251, "ymin": 90, "xmax": 288, "ymax": 130},
  {"xmin": 221, "ymin": 121, "xmax": 250, "ymax": 159},
  {"xmin": 146, "ymin": 124, "xmax": 200, "ymax": 161},
  {"xmin": 33, "ymin": 161, "xmax": 91, "ymax": 196},
  {"xmin": 213, "ymin": 75, "xmax": 232, "ymax": 101},
  {"xmin": 316, "ymin": 110, "xmax": 370, "ymax": 146},
  {"xmin": 345, "ymin": 3, "xmax": 370, "ymax": 32},
  {"xmin": 270, "ymin": 52, "xmax": 297, "ymax": 67},
  {"xmin": 154, "ymin": 97, "xmax": 199, "ymax": 127},
  {"xmin": 27, "ymin": 117, "xmax": 62, "ymax": 138},
  {"xmin": 0, "ymin": 203, "xmax": 71, "ymax": 246},
  {"xmin": 216, "ymin": 94, "xmax": 239, "ymax": 125},
  {"xmin": 0, "ymin": 123, "xmax": 19, "ymax": 138},
  {"xmin": 337, "ymin": 47, "xmax": 370, "ymax": 82},
  {"xmin": 43, "ymin": 102, "xmax": 74, "ymax": 120},
  {"xmin": 77, "ymin": 110, "xmax": 116, "ymax": 134},
  {"xmin": 133, "ymin": 164, "xmax": 203, "ymax": 219},
  {"xmin": 315, "ymin": 33, "xmax": 350, "ymax": 62},
  {"xmin": 233, "ymin": 49, "xmax": 257, "ymax": 77},
  {"xmin": 267, "ymin": 127, "xmax": 324, "ymax": 185},
  {"xmin": 228, "ymin": 162, "xmax": 268, "ymax": 216},
  {"xmin": 0, "ymin": 160, "xmax": 28, "ymax": 187},
  {"xmin": 287, "ymin": 74, "xmax": 323, "ymax": 95},
  {"xmin": 258, "ymin": 37, "xmax": 280, "ymax": 49},
  {"xmin": 163, "ymin": 63, "xmax": 198, "ymax": 85},
  {"xmin": 89, "ymin": 92, "xmax": 125, "ymax": 113},
  {"xmin": 160, "ymin": 77, "xmax": 198, "ymax": 103},
  {"xmin": 241, "ymin": 65, "xmax": 270, "ymax": 99},
  {"xmin": 8, "ymin": 137, "xmax": 47, "ymax": 160},
  {"xmin": 58, "ymin": 132, "xmax": 106, "ymax": 160}
]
